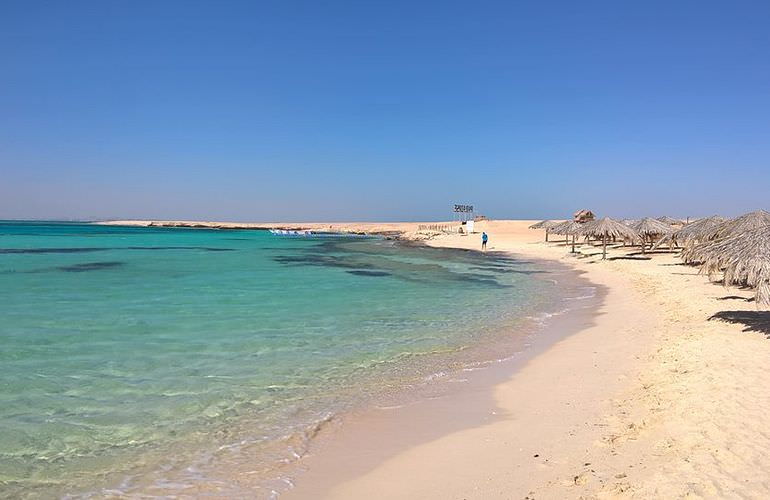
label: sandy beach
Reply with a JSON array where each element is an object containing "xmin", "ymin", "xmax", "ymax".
[
  {"xmin": 97, "ymin": 218, "xmax": 770, "ymax": 498},
  {"xmin": 9, "ymin": 2, "xmax": 768, "ymax": 496}
]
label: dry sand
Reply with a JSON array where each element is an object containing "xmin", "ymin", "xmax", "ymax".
[
  {"xmin": 296, "ymin": 220, "xmax": 770, "ymax": 499},
  {"xmin": 101, "ymin": 219, "xmax": 770, "ymax": 498}
]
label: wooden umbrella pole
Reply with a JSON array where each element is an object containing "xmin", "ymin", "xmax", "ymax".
[{"xmin": 602, "ymin": 234, "xmax": 607, "ymax": 260}]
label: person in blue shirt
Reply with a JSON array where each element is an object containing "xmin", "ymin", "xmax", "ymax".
[{"xmin": 481, "ymin": 231, "xmax": 488, "ymax": 251}]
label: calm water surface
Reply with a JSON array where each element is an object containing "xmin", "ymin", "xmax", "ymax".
[{"xmin": 0, "ymin": 222, "xmax": 565, "ymax": 498}]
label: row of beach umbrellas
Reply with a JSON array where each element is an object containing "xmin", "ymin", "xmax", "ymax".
[
  {"xmin": 530, "ymin": 210, "xmax": 770, "ymax": 305},
  {"xmin": 530, "ymin": 216, "xmax": 673, "ymax": 259}
]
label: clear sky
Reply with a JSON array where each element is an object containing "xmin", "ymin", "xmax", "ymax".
[{"xmin": 2, "ymin": 1, "xmax": 769, "ymax": 221}]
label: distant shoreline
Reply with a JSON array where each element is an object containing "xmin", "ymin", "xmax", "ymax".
[
  {"xmin": 95, "ymin": 219, "xmax": 435, "ymax": 237},
  {"xmin": 92, "ymin": 219, "xmax": 444, "ymax": 240}
]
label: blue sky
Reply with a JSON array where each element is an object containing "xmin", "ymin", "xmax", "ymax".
[{"xmin": 2, "ymin": 1, "xmax": 769, "ymax": 221}]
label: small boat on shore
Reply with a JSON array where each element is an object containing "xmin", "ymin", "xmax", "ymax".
[
  {"xmin": 268, "ymin": 229, "xmax": 372, "ymax": 238},
  {"xmin": 269, "ymin": 229, "xmax": 313, "ymax": 236}
]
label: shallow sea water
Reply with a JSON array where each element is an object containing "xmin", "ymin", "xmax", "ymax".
[{"xmin": 0, "ymin": 222, "xmax": 576, "ymax": 498}]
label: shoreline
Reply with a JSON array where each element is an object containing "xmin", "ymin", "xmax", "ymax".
[
  {"xmin": 285, "ymin": 225, "xmax": 649, "ymax": 499},
  {"xmin": 92, "ymin": 219, "xmax": 770, "ymax": 498},
  {"xmin": 94, "ymin": 219, "xmax": 429, "ymax": 236},
  {"xmin": 296, "ymin": 220, "xmax": 770, "ymax": 498},
  {"xmin": 118, "ymin": 238, "xmax": 595, "ymax": 498},
  {"xmin": 285, "ymin": 255, "xmax": 604, "ymax": 499},
  {"xmin": 6, "ymin": 221, "xmax": 582, "ymax": 499}
]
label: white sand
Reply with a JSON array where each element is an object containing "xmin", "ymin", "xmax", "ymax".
[{"xmin": 291, "ymin": 220, "xmax": 770, "ymax": 499}]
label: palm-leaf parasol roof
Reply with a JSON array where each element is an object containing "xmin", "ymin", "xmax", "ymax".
[
  {"xmin": 580, "ymin": 217, "xmax": 640, "ymax": 240},
  {"xmin": 529, "ymin": 220, "xmax": 560, "ymax": 230},
  {"xmin": 551, "ymin": 220, "xmax": 583, "ymax": 253},
  {"xmin": 578, "ymin": 217, "xmax": 639, "ymax": 259},
  {"xmin": 655, "ymin": 215, "xmax": 726, "ymax": 250},
  {"xmin": 689, "ymin": 225, "xmax": 770, "ymax": 306},
  {"xmin": 631, "ymin": 217, "xmax": 676, "ymax": 237},
  {"xmin": 656, "ymin": 216, "xmax": 685, "ymax": 225},
  {"xmin": 701, "ymin": 210, "xmax": 770, "ymax": 241},
  {"xmin": 549, "ymin": 220, "xmax": 582, "ymax": 235}
]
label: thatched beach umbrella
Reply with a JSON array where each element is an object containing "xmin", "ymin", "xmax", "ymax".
[
  {"xmin": 655, "ymin": 215, "xmax": 726, "ymax": 250},
  {"xmin": 682, "ymin": 211, "xmax": 770, "ymax": 266},
  {"xmin": 631, "ymin": 218, "xmax": 676, "ymax": 253},
  {"xmin": 701, "ymin": 209, "xmax": 770, "ymax": 242},
  {"xmin": 656, "ymin": 216, "xmax": 685, "ymax": 226},
  {"xmin": 579, "ymin": 217, "xmax": 639, "ymax": 260},
  {"xmin": 529, "ymin": 220, "xmax": 560, "ymax": 242},
  {"xmin": 615, "ymin": 219, "xmax": 639, "ymax": 246},
  {"xmin": 551, "ymin": 220, "xmax": 581, "ymax": 237},
  {"xmin": 688, "ymin": 225, "xmax": 770, "ymax": 306},
  {"xmin": 550, "ymin": 220, "xmax": 582, "ymax": 253}
]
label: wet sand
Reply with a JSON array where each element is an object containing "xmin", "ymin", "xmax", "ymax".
[{"xmin": 285, "ymin": 257, "xmax": 604, "ymax": 498}]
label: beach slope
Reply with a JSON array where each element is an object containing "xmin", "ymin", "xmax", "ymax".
[{"xmin": 287, "ymin": 220, "xmax": 770, "ymax": 499}]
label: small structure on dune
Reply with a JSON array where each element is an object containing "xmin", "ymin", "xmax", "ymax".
[
  {"xmin": 529, "ymin": 220, "xmax": 561, "ymax": 242},
  {"xmin": 550, "ymin": 220, "xmax": 582, "ymax": 253},
  {"xmin": 573, "ymin": 209, "xmax": 595, "ymax": 223},
  {"xmin": 578, "ymin": 217, "xmax": 639, "ymax": 260},
  {"xmin": 631, "ymin": 218, "xmax": 676, "ymax": 253},
  {"xmin": 684, "ymin": 225, "xmax": 770, "ymax": 306}
]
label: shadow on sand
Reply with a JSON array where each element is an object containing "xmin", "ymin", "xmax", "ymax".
[
  {"xmin": 716, "ymin": 295, "xmax": 754, "ymax": 302},
  {"xmin": 607, "ymin": 255, "xmax": 651, "ymax": 261},
  {"xmin": 709, "ymin": 311, "xmax": 770, "ymax": 338}
]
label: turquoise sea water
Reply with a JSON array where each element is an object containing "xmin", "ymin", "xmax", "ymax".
[{"xmin": 0, "ymin": 222, "xmax": 565, "ymax": 498}]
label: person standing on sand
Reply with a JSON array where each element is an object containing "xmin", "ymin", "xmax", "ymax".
[{"xmin": 482, "ymin": 231, "xmax": 488, "ymax": 251}]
